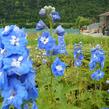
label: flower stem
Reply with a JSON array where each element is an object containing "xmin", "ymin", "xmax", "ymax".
[
  {"xmin": 47, "ymin": 15, "xmax": 53, "ymax": 35},
  {"xmin": 50, "ymin": 56, "xmax": 54, "ymax": 109}
]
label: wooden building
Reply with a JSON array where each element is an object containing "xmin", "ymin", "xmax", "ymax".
[{"xmin": 99, "ymin": 12, "xmax": 109, "ymax": 28}]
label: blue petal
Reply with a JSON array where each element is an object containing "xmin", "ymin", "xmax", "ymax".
[
  {"xmin": 32, "ymin": 101, "xmax": 38, "ymax": 109},
  {"xmin": 36, "ymin": 20, "xmax": 47, "ymax": 30},
  {"xmin": 55, "ymin": 25, "xmax": 65, "ymax": 36},
  {"xmin": 24, "ymin": 104, "xmax": 29, "ymax": 109}
]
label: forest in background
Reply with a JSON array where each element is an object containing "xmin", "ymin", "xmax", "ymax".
[{"xmin": 0, "ymin": 0, "xmax": 109, "ymax": 28}]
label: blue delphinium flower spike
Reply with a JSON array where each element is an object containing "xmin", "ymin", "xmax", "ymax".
[
  {"xmin": 36, "ymin": 20, "xmax": 47, "ymax": 30},
  {"xmin": 91, "ymin": 69, "xmax": 104, "ymax": 81},
  {"xmin": 51, "ymin": 57, "xmax": 66, "ymax": 76},
  {"xmin": 73, "ymin": 42, "xmax": 84, "ymax": 67},
  {"xmin": 89, "ymin": 45, "xmax": 105, "ymax": 81},
  {"xmin": 55, "ymin": 25, "xmax": 67, "ymax": 54},
  {"xmin": 89, "ymin": 44, "xmax": 105, "ymax": 70},
  {"xmin": 0, "ymin": 25, "xmax": 38, "ymax": 108}
]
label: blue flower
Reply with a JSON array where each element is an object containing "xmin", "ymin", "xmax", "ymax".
[
  {"xmin": 1, "ymin": 25, "xmax": 27, "ymax": 56},
  {"xmin": 38, "ymin": 31, "xmax": 56, "ymax": 51},
  {"xmin": 1, "ymin": 25, "xmax": 28, "ymax": 57},
  {"xmin": 54, "ymin": 26, "xmax": 67, "ymax": 54},
  {"xmin": 51, "ymin": 12, "xmax": 61, "ymax": 22},
  {"xmin": 55, "ymin": 25, "xmax": 65, "ymax": 36},
  {"xmin": 102, "ymin": 107, "xmax": 109, "ymax": 109},
  {"xmin": 42, "ymin": 59, "xmax": 47, "ymax": 64},
  {"xmin": 24, "ymin": 104, "xmax": 29, "ymax": 109},
  {"xmin": 89, "ymin": 45, "xmax": 105, "ymax": 70},
  {"xmin": 19, "ymin": 70, "xmax": 38, "ymax": 101},
  {"xmin": 0, "ymin": 43, "xmax": 5, "ymax": 68},
  {"xmin": 1, "ymin": 25, "xmax": 13, "ymax": 36},
  {"xmin": 2, "ymin": 78, "xmax": 28, "ymax": 108},
  {"xmin": 74, "ymin": 59, "xmax": 82, "ymax": 67},
  {"xmin": 51, "ymin": 57, "xmax": 66, "ymax": 76},
  {"xmin": 36, "ymin": 20, "xmax": 47, "ymax": 30},
  {"xmin": 0, "ymin": 70, "xmax": 8, "ymax": 90},
  {"xmin": 3, "ymin": 55, "xmax": 33, "ymax": 76},
  {"xmin": 45, "ymin": 45, "xmax": 60, "ymax": 55},
  {"xmin": 91, "ymin": 69, "xmax": 104, "ymax": 81},
  {"xmin": 0, "ymin": 25, "xmax": 38, "ymax": 109},
  {"xmin": 32, "ymin": 101, "xmax": 38, "ymax": 109},
  {"xmin": 58, "ymin": 35, "xmax": 67, "ymax": 54},
  {"xmin": 39, "ymin": 8, "xmax": 46, "ymax": 16},
  {"xmin": 52, "ymin": 45, "xmax": 60, "ymax": 55},
  {"xmin": 73, "ymin": 42, "xmax": 84, "ymax": 67}
]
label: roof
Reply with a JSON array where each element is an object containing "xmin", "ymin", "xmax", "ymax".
[{"xmin": 99, "ymin": 12, "xmax": 109, "ymax": 16}]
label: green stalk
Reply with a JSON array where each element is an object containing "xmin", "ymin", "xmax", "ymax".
[
  {"xmin": 47, "ymin": 15, "xmax": 53, "ymax": 35},
  {"xmin": 76, "ymin": 67, "xmax": 80, "ymax": 106},
  {"xmin": 49, "ymin": 56, "xmax": 54, "ymax": 109}
]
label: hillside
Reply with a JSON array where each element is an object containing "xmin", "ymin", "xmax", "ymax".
[{"xmin": 0, "ymin": 0, "xmax": 109, "ymax": 27}]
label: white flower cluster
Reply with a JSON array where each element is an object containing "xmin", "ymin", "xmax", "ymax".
[{"xmin": 39, "ymin": 5, "xmax": 55, "ymax": 16}]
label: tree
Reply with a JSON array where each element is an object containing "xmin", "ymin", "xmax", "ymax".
[{"xmin": 75, "ymin": 16, "xmax": 92, "ymax": 28}]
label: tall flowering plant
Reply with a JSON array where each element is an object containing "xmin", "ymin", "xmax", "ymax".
[
  {"xmin": 89, "ymin": 45, "xmax": 105, "ymax": 80},
  {"xmin": 36, "ymin": 6, "xmax": 67, "ymax": 76},
  {"xmin": 36, "ymin": 6, "xmax": 67, "ymax": 108},
  {"xmin": 73, "ymin": 42, "xmax": 84, "ymax": 67},
  {"xmin": 36, "ymin": 6, "xmax": 67, "ymax": 56},
  {"xmin": 55, "ymin": 25, "xmax": 67, "ymax": 54},
  {"xmin": 0, "ymin": 25, "xmax": 38, "ymax": 109}
]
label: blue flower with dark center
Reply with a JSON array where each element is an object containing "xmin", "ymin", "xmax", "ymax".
[
  {"xmin": 73, "ymin": 42, "xmax": 84, "ymax": 67},
  {"xmin": 38, "ymin": 31, "xmax": 56, "ymax": 51},
  {"xmin": 51, "ymin": 57, "xmax": 66, "ymax": 76},
  {"xmin": 89, "ymin": 45, "xmax": 105, "ymax": 70},
  {"xmin": 36, "ymin": 20, "xmax": 47, "ymax": 30},
  {"xmin": 55, "ymin": 25, "xmax": 65, "ymax": 36},
  {"xmin": 51, "ymin": 12, "xmax": 61, "ymax": 22},
  {"xmin": 91, "ymin": 69, "xmax": 104, "ymax": 81}
]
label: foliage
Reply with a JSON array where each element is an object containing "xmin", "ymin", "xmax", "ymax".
[
  {"xmin": 75, "ymin": 16, "xmax": 92, "ymax": 28},
  {"xmin": 27, "ymin": 33, "xmax": 109, "ymax": 109},
  {"xmin": 0, "ymin": 0, "xmax": 109, "ymax": 27}
]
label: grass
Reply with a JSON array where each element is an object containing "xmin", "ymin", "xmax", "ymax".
[{"xmin": 27, "ymin": 32, "xmax": 109, "ymax": 109}]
